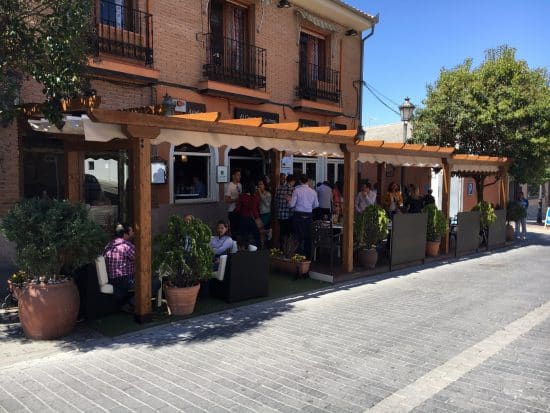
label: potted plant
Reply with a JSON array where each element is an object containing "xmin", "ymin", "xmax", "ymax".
[
  {"xmin": 269, "ymin": 235, "xmax": 311, "ymax": 277},
  {"xmin": 153, "ymin": 215, "xmax": 214, "ymax": 316},
  {"xmin": 471, "ymin": 201, "xmax": 497, "ymax": 246},
  {"xmin": 422, "ymin": 203, "xmax": 448, "ymax": 257},
  {"xmin": 354, "ymin": 204, "xmax": 388, "ymax": 268},
  {"xmin": 0, "ymin": 198, "xmax": 106, "ymax": 339},
  {"xmin": 505, "ymin": 200, "xmax": 525, "ymax": 241}
]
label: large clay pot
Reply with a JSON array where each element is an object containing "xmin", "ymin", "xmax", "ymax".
[
  {"xmin": 425, "ymin": 241, "xmax": 441, "ymax": 257},
  {"xmin": 18, "ymin": 280, "xmax": 80, "ymax": 340},
  {"xmin": 164, "ymin": 284, "xmax": 200, "ymax": 316},
  {"xmin": 358, "ymin": 248, "xmax": 378, "ymax": 269}
]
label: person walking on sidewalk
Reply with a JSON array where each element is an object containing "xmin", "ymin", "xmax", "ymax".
[{"xmin": 515, "ymin": 191, "xmax": 529, "ymax": 240}]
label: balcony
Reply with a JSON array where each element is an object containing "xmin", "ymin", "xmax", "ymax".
[
  {"xmin": 203, "ymin": 34, "xmax": 267, "ymax": 91},
  {"xmin": 296, "ymin": 63, "xmax": 341, "ymax": 103},
  {"xmin": 93, "ymin": 0, "xmax": 153, "ymax": 66}
]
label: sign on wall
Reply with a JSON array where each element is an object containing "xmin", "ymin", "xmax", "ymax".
[
  {"xmin": 281, "ymin": 155, "xmax": 293, "ymax": 175},
  {"xmin": 234, "ymin": 108, "xmax": 279, "ymax": 124},
  {"xmin": 467, "ymin": 182, "xmax": 474, "ymax": 196}
]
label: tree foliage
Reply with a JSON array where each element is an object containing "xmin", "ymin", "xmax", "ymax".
[
  {"xmin": 413, "ymin": 46, "xmax": 550, "ymax": 187},
  {"xmin": 0, "ymin": 0, "xmax": 93, "ymax": 127}
]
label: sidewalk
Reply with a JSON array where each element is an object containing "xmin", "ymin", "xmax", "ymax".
[{"xmin": 1, "ymin": 225, "xmax": 548, "ymax": 371}]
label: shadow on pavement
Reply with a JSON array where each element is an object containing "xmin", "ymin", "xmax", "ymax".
[{"xmin": 0, "ymin": 225, "xmax": 548, "ymax": 366}]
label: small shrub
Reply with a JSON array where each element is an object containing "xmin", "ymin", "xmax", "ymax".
[{"xmin": 422, "ymin": 204, "xmax": 448, "ymax": 242}]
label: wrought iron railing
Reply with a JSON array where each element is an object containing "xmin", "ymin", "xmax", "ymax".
[
  {"xmin": 203, "ymin": 33, "xmax": 267, "ymax": 91},
  {"xmin": 296, "ymin": 63, "xmax": 341, "ymax": 103},
  {"xmin": 94, "ymin": 0, "xmax": 153, "ymax": 65}
]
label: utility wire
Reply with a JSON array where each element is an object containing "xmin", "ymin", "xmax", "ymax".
[
  {"xmin": 363, "ymin": 83, "xmax": 400, "ymax": 116},
  {"xmin": 365, "ymin": 82, "xmax": 401, "ymax": 107}
]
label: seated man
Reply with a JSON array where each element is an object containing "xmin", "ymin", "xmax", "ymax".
[
  {"xmin": 103, "ymin": 223, "xmax": 135, "ymax": 310},
  {"xmin": 104, "ymin": 223, "xmax": 160, "ymax": 312},
  {"xmin": 210, "ymin": 220, "xmax": 233, "ymax": 270}
]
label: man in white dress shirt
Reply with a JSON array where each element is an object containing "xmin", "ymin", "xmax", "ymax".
[{"xmin": 288, "ymin": 174, "xmax": 319, "ymax": 259}]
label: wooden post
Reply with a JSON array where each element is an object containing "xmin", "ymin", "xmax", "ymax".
[
  {"xmin": 122, "ymin": 124, "xmax": 160, "ymax": 323},
  {"xmin": 342, "ymin": 150, "xmax": 357, "ymax": 273},
  {"xmin": 441, "ymin": 159, "xmax": 452, "ymax": 254},
  {"xmin": 499, "ymin": 166, "xmax": 509, "ymax": 208},
  {"xmin": 65, "ymin": 146, "xmax": 82, "ymax": 203},
  {"xmin": 376, "ymin": 162, "xmax": 385, "ymax": 204},
  {"xmin": 272, "ymin": 150, "xmax": 282, "ymax": 248}
]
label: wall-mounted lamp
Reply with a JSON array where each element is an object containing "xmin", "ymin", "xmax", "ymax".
[
  {"xmin": 180, "ymin": 155, "xmax": 188, "ymax": 163},
  {"xmin": 345, "ymin": 29, "xmax": 358, "ymax": 37},
  {"xmin": 277, "ymin": 0, "xmax": 291, "ymax": 8}
]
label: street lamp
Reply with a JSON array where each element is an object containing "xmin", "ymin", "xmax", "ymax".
[{"xmin": 399, "ymin": 97, "xmax": 415, "ymax": 142}]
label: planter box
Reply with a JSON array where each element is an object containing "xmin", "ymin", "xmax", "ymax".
[{"xmin": 270, "ymin": 256, "xmax": 311, "ymax": 277}]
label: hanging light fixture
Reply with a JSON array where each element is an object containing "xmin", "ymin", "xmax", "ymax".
[
  {"xmin": 277, "ymin": 0, "xmax": 291, "ymax": 8},
  {"xmin": 180, "ymin": 155, "xmax": 188, "ymax": 163}
]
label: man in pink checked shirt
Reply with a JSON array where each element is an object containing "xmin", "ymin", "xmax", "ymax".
[{"xmin": 103, "ymin": 223, "xmax": 135, "ymax": 308}]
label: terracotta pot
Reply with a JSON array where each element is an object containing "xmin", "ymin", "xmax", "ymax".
[
  {"xmin": 18, "ymin": 280, "xmax": 80, "ymax": 340},
  {"xmin": 426, "ymin": 241, "xmax": 441, "ymax": 257},
  {"xmin": 358, "ymin": 248, "xmax": 378, "ymax": 269},
  {"xmin": 505, "ymin": 224, "xmax": 515, "ymax": 241},
  {"xmin": 164, "ymin": 284, "xmax": 200, "ymax": 316},
  {"xmin": 270, "ymin": 257, "xmax": 311, "ymax": 276}
]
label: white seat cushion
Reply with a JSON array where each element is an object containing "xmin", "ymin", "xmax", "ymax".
[
  {"xmin": 99, "ymin": 284, "xmax": 114, "ymax": 294},
  {"xmin": 212, "ymin": 254, "xmax": 228, "ymax": 281},
  {"xmin": 248, "ymin": 245, "xmax": 258, "ymax": 252},
  {"xmin": 95, "ymin": 256, "xmax": 109, "ymax": 287},
  {"xmin": 230, "ymin": 241, "xmax": 238, "ymax": 253}
]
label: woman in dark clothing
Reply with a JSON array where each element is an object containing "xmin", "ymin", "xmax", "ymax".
[
  {"xmin": 235, "ymin": 182, "xmax": 261, "ymax": 247},
  {"xmin": 405, "ymin": 185, "xmax": 425, "ymax": 213}
]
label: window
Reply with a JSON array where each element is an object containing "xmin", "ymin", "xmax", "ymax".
[
  {"xmin": 210, "ymin": 0, "xmax": 249, "ymax": 71},
  {"xmin": 173, "ymin": 144, "xmax": 213, "ymax": 201},
  {"xmin": 100, "ymin": 0, "xmax": 135, "ymax": 31},
  {"xmin": 88, "ymin": 161, "xmax": 95, "ymax": 171},
  {"xmin": 299, "ymin": 31, "xmax": 327, "ymax": 81}
]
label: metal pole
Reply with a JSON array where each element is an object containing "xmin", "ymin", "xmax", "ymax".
[
  {"xmin": 537, "ymin": 184, "xmax": 543, "ymax": 224},
  {"xmin": 403, "ymin": 121, "xmax": 408, "ymax": 142}
]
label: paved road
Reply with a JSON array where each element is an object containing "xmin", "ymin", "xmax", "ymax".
[{"xmin": 0, "ymin": 231, "xmax": 549, "ymax": 412}]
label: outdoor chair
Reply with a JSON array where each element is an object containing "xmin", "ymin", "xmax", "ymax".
[
  {"xmin": 311, "ymin": 220, "xmax": 342, "ymax": 269},
  {"xmin": 209, "ymin": 248, "xmax": 268, "ymax": 303},
  {"xmin": 73, "ymin": 257, "xmax": 118, "ymax": 320}
]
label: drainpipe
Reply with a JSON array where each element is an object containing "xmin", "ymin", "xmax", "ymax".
[{"xmin": 356, "ymin": 19, "xmax": 378, "ymax": 140}]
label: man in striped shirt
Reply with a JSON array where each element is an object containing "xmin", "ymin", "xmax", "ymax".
[{"xmin": 274, "ymin": 174, "xmax": 295, "ymax": 246}]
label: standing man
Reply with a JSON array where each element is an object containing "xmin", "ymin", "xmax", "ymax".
[
  {"xmin": 275, "ymin": 174, "xmax": 295, "ymax": 245},
  {"xmin": 315, "ymin": 181, "xmax": 332, "ymax": 220},
  {"xmin": 288, "ymin": 174, "xmax": 319, "ymax": 258},
  {"xmin": 515, "ymin": 191, "xmax": 529, "ymax": 240},
  {"xmin": 355, "ymin": 182, "xmax": 375, "ymax": 213},
  {"xmin": 224, "ymin": 169, "xmax": 242, "ymax": 235}
]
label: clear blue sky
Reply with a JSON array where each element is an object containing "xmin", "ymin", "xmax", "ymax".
[{"xmin": 346, "ymin": 0, "xmax": 550, "ymax": 126}]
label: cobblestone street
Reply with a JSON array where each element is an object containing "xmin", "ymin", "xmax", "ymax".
[{"xmin": 0, "ymin": 228, "xmax": 549, "ymax": 412}]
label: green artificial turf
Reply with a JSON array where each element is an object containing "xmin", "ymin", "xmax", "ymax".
[{"xmin": 86, "ymin": 272, "xmax": 329, "ymax": 337}]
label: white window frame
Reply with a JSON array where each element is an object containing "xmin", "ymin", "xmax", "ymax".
[{"xmin": 170, "ymin": 144, "xmax": 218, "ymax": 204}]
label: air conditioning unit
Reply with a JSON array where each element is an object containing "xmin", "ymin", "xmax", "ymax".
[{"xmin": 172, "ymin": 99, "xmax": 187, "ymax": 113}]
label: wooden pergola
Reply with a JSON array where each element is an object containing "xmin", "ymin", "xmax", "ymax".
[
  {"xmin": 56, "ymin": 109, "xmax": 510, "ymax": 321},
  {"xmin": 81, "ymin": 109, "xmax": 357, "ymax": 322}
]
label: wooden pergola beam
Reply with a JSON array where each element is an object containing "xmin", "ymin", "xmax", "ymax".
[
  {"xmin": 88, "ymin": 109, "xmax": 355, "ymax": 145},
  {"xmin": 342, "ymin": 149, "xmax": 357, "ymax": 273},
  {"xmin": 121, "ymin": 124, "xmax": 161, "ymax": 323}
]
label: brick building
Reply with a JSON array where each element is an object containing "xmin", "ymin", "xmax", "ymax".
[{"xmin": 0, "ymin": 0, "xmax": 378, "ymax": 239}]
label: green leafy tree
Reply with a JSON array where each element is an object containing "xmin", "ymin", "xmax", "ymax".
[
  {"xmin": 0, "ymin": 0, "xmax": 94, "ymax": 127},
  {"xmin": 413, "ymin": 46, "xmax": 550, "ymax": 200}
]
